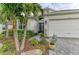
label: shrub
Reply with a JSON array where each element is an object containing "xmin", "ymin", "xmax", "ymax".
[
  {"xmin": 26, "ymin": 30, "xmax": 35, "ymax": 38},
  {"xmin": 18, "ymin": 30, "xmax": 24, "ymax": 41},
  {"xmin": 0, "ymin": 33, "xmax": 4, "ymax": 40},
  {"xmin": 8, "ymin": 29, "xmax": 13, "ymax": 36},
  {"xmin": 39, "ymin": 39, "xmax": 48, "ymax": 45},
  {"xmin": 18, "ymin": 30, "xmax": 35, "ymax": 41},
  {"xmin": 1, "ymin": 29, "xmax": 13, "ymax": 36},
  {"xmin": 40, "ymin": 32, "xmax": 44, "ymax": 38},
  {"xmin": 1, "ymin": 29, "xmax": 35, "ymax": 41},
  {"xmin": 1, "ymin": 31, "xmax": 6, "ymax": 36},
  {"xmin": 31, "ymin": 39, "xmax": 38, "ymax": 46}
]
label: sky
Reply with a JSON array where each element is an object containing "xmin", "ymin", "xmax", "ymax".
[{"xmin": 40, "ymin": 3, "xmax": 79, "ymax": 11}]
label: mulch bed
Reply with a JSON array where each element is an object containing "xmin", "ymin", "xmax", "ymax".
[
  {"xmin": 23, "ymin": 40, "xmax": 36, "ymax": 52},
  {"xmin": 22, "ymin": 39, "xmax": 50, "ymax": 55}
]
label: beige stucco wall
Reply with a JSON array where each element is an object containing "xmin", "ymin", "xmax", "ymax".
[
  {"xmin": 44, "ymin": 10, "xmax": 79, "ymax": 38},
  {"xmin": 0, "ymin": 18, "xmax": 39, "ymax": 33},
  {"xmin": 27, "ymin": 19, "xmax": 39, "ymax": 33}
]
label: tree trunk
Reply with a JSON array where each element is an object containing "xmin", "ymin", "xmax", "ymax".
[
  {"xmin": 13, "ymin": 16, "xmax": 20, "ymax": 52},
  {"xmin": 20, "ymin": 17, "xmax": 28, "ymax": 51},
  {"xmin": 5, "ymin": 19, "xmax": 8, "ymax": 39}
]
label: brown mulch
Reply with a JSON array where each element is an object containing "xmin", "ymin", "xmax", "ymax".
[
  {"xmin": 23, "ymin": 40, "xmax": 35, "ymax": 52},
  {"xmin": 22, "ymin": 39, "xmax": 50, "ymax": 55}
]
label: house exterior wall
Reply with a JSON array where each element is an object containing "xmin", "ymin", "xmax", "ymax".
[
  {"xmin": 44, "ymin": 10, "xmax": 79, "ymax": 38},
  {"xmin": 27, "ymin": 19, "xmax": 39, "ymax": 33},
  {"xmin": 0, "ymin": 18, "xmax": 39, "ymax": 33}
]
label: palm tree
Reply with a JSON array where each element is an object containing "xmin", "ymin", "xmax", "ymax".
[
  {"xmin": 21, "ymin": 3, "xmax": 42, "ymax": 51},
  {"xmin": 9, "ymin": 3, "xmax": 23, "ymax": 52},
  {"xmin": 0, "ymin": 3, "xmax": 22, "ymax": 52},
  {"xmin": 0, "ymin": 3, "xmax": 11, "ymax": 38},
  {"xmin": 0, "ymin": 3, "xmax": 43, "ymax": 54}
]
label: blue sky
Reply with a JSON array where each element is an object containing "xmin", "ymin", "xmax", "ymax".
[{"xmin": 40, "ymin": 3, "xmax": 79, "ymax": 11}]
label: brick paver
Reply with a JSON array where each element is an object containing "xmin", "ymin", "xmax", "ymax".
[{"xmin": 49, "ymin": 38, "xmax": 79, "ymax": 55}]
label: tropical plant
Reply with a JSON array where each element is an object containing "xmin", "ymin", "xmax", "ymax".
[
  {"xmin": 30, "ymin": 39, "xmax": 38, "ymax": 46},
  {"xmin": 39, "ymin": 39, "xmax": 48, "ymax": 45},
  {"xmin": 0, "ymin": 3, "xmax": 43, "ymax": 54},
  {"xmin": 21, "ymin": 3, "xmax": 42, "ymax": 51},
  {"xmin": 40, "ymin": 32, "xmax": 44, "ymax": 38},
  {"xmin": 26, "ymin": 30, "xmax": 35, "ymax": 38},
  {"xmin": 0, "ymin": 3, "xmax": 11, "ymax": 38},
  {"xmin": 0, "ymin": 3, "xmax": 23, "ymax": 53}
]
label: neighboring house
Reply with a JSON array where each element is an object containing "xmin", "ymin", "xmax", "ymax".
[{"xmin": 44, "ymin": 9, "xmax": 79, "ymax": 38}]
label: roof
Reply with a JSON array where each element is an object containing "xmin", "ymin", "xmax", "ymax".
[{"xmin": 43, "ymin": 9, "xmax": 79, "ymax": 16}]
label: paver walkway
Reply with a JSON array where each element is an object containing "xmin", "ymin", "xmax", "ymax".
[
  {"xmin": 49, "ymin": 38, "xmax": 79, "ymax": 55},
  {"xmin": 21, "ymin": 49, "xmax": 42, "ymax": 55}
]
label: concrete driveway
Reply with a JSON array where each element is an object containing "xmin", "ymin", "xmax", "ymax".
[{"xmin": 49, "ymin": 38, "xmax": 79, "ymax": 55}]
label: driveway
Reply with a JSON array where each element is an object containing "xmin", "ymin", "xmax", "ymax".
[{"xmin": 49, "ymin": 38, "xmax": 79, "ymax": 55}]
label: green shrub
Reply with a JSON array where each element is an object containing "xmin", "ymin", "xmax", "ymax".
[
  {"xmin": 31, "ymin": 39, "xmax": 38, "ymax": 46},
  {"xmin": 8, "ymin": 29, "xmax": 13, "ymax": 36},
  {"xmin": 40, "ymin": 32, "xmax": 44, "ymax": 38},
  {"xmin": 1, "ymin": 30, "xmax": 35, "ymax": 41},
  {"xmin": 18, "ymin": 30, "xmax": 35, "ymax": 41},
  {"xmin": 18, "ymin": 30, "xmax": 24, "ymax": 41},
  {"xmin": 1, "ymin": 31, "xmax": 6, "ymax": 35},
  {"xmin": 1, "ymin": 29, "xmax": 13, "ymax": 36},
  {"xmin": 18, "ymin": 30, "xmax": 24, "ymax": 34},
  {"xmin": 18, "ymin": 30, "xmax": 35, "ymax": 39},
  {"xmin": 26, "ymin": 30, "xmax": 35, "ymax": 38},
  {"xmin": 0, "ymin": 33, "xmax": 4, "ymax": 40},
  {"xmin": 39, "ymin": 39, "xmax": 48, "ymax": 45}
]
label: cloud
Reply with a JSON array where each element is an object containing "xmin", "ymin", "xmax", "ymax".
[{"xmin": 40, "ymin": 3, "xmax": 79, "ymax": 10}]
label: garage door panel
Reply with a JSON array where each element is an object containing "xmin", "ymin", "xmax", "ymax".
[{"xmin": 48, "ymin": 19, "xmax": 79, "ymax": 38}]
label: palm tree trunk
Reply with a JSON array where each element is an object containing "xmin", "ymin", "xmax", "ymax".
[
  {"xmin": 5, "ymin": 19, "xmax": 8, "ymax": 39},
  {"xmin": 20, "ymin": 17, "xmax": 28, "ymax": 51},
  {"xmin": 13, "ymin": 16, "xmax": 20, "ymax": 52}
]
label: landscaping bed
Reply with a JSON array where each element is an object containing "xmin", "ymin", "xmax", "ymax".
[
  {"xmin": 22, "ymin": 37, "xmax": 50, "ymax": 55},
  {"xmin": 0, "ymin": 29, "xmax": 57, "ymax": 55},
  {"xmin": 0, "ymin": 38, "xmax": 16, "ymax": 55}
]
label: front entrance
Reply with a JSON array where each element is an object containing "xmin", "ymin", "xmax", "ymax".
[{"xmin": 38, "ymin": 23, "xmax": 44, "ymax": 33}]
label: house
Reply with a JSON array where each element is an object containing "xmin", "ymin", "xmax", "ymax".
[
  {"xmin": 1, "ymin": 9, "xmax": 79, "ymax": 38},
  {"xmin": 44, "ymin": 9, "xmax": 79, "ymax": 38}
]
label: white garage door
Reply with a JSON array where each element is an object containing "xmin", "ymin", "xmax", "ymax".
[{"xmin": 48, "ymin": 19, "xmax": 79, "ymax": 38}]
